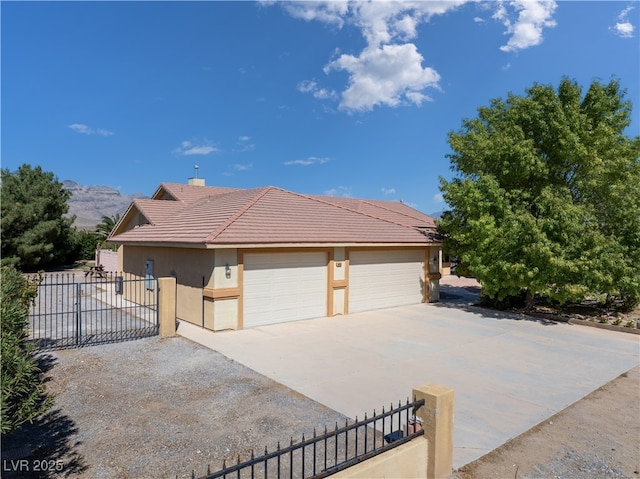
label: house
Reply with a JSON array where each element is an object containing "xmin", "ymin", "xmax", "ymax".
[{"xmin": 109, "ymin": 179, "xmax": 442, "ymax": 331}]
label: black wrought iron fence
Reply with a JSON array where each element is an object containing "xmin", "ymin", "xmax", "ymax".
[
  {"xmin": 186, "ymin": 398, "xmax": 425, "ymax": 479},
  {"xmin": 28, "ymin": 272, "xmax": 158, "ymax": 350}
]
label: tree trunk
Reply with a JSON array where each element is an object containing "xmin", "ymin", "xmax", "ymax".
[{"xmin": 525, "ymin": 288, "xmax": 535, "ymax": 311}]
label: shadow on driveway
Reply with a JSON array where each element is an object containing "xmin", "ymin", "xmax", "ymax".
[{"xmin": 438, "ymin": 284, "xmax": 560, "ymax": 326}]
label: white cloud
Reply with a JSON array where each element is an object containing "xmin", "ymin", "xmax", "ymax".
[
  {"xmin": 234, "ymin": 136, "xmax": 255, "ymax": 152},
  {"xmin": 351, "ymin": 1, "xmax": 467, "ymax": 47},
  {"xmin": 288, "ymin": 1, "xmax": 467, "ymax": 112},
  {"xmin": 613, "ymin": 22, "xmax": 635, "ymax": 38},
  {"xmin": 284, "ymin": 156, "xmax": 330, "ymax": 166},
  {"xmin": 494, "ymin": 0, "xmax": 558, "ymax": 52},
  {"xmin": 433, "ymin": 193, "xmax": 444, "ymax": 203},
  {"xmin": 381, "ymin": 187, "xmax": 396, "ymax": 195},
  {"xmin": 283, "ymin": 0, "xmax": 558, "ymax": 112},
  {"xmin": 297, "ymin": 80, "xmax": 337, "ymax": 100},
  {"xmin": 173, "ymin": 140, "xmax": 218, "ymax": 156},
  {"xmin": 611, "ymin": 6, "xmax": 635, "ymax": 38},
  {"xmin": 232, "ymin": 163, "xmax": 253, "ymax": 171},
  {"xmin": 67, "ymin": 123, "xmax": 114, "ymax": 136},
  {"xmin": 326, "ymin": 43, "xmax": 440, "ymax": 111},
  {"xmin": 324, "ymin": 186, "xmax": 353, "ymax": 197},
  {"xmin": 281, "ymin": 1, "xmax": 348, "ymax": 28}
]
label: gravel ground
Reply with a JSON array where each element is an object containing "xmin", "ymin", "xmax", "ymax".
[{"xmin": 3, "ymin": 336, "xmax": 348, "ymax": 479}]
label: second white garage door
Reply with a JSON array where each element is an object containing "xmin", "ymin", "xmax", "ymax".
[
  {"xmin": 243, "ymin": 252, "xmax": 328, "ymax": 328},
  {"xmin": 349, "ymin": 249, "xmax": 425, "ymax": 313}
]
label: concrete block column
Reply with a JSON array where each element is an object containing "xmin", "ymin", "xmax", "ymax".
[
  {"xmin": 158, "ymin": 277, "xmax": 177, "ymax": 337},
  {"xmin": 412, "ymin": 383, "xmax": 455, "ymax": 479}
]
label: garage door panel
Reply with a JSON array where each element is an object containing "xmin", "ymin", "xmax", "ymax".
[
  {"xmin": 244, "ymin": 252, "xmax": 327, "ymax": 328},
  {"xmin": 349, "ymin": 250, "xmax": 424, "ymax": 313}
]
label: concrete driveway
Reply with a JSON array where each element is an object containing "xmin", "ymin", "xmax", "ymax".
[{"xmin": 177, "ymin": 293, "xmax": 639, "ymax": 468}]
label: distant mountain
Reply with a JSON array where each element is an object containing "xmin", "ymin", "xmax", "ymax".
[
  {"xmin": 429, "ymin": 210, "xmax": 444, "ymax": 219},
  {"xmin": 63, "ymin": 180, "xmax": 146, "ymax": 229}
]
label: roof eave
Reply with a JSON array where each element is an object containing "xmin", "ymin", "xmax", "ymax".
[{"xmin": 112, "ymin": 240, "xmax": 441, "ymax": 249}]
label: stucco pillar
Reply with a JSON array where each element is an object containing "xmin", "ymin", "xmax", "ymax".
[
  {"xmin": 412, "ymin": 383, "xmax": 454, "ymax": 479},
  {"xmin": 426, "ymin": 247, "xmax": 442, "ymax": 302},
  {"xmin": 158, "ymin": 277, "xmax": 177, "ymax": 337}
]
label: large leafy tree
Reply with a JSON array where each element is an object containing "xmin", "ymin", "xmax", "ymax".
[
  {"xmin": 1, "ymin": 165, "xmax": 77, "ymax": 270},
  {"xmin": 439, "ymin": 78, "xmax": 640, "ymax": 310}
]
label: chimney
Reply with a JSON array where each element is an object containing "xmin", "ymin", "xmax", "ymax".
[
  {"xmin": 188, "ymin": 178, "xmax": 205, "ymax": 186},
  {"xmin": 188, "ymin": 164, "xmax": 205, "ymax": 186}
]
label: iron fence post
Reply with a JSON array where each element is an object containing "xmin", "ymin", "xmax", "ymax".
[{"xmin": 75, "ymin": 282, "xmax": 82, "ymax": 346}]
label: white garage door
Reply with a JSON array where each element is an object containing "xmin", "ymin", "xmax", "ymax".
[
  {"xmin": 243, "ymin": 252, "xmax": 328, "ymax": 328},
  {"xmin": 349, "ymin": 249, "xmax": 424, "ymax": 313}
]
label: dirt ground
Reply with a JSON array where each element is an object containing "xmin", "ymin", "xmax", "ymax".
[
  {"xmin": 2, "ymin": 337, "xmax": 349, "ymax": 479},
  {"xmin": 454, "ymin": 366, "xmax": 640, "ymax": 479}
]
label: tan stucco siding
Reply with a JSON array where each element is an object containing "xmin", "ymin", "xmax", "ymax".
[
  {"xmin": 121, "ymin": 245, "xmax": 214, "ymax": 325},
  {"xmin": 332, "ymin": 437, "xmax": 427, "ymax": 479},
  {"xmin": 120, "ymin": 243, "xmax": 442, "ymax": 329}
]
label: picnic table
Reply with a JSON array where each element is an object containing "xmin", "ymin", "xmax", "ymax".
[{"xmin": 85, "ymin": 265, "xmax": 106, "ymax": 278}]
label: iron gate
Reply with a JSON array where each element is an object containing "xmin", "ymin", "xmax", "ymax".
[{"xmin": 29, "ymin": 272, "xmax": 159, "ymax": 350}]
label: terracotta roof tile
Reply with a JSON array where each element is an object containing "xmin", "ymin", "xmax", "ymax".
[
  {"xmin": 110, "ymin": 184, "xmax": 440, "ymax": 246},
  {"xmin": 155, "ymin": 183, "xmax": 240, "ymax": 203},
  {"xmin": 133, "ymin": 199, "xmax": 185, "ymax": 224},
  {"xmin": 309, "ymin": 195, "xmax": 437, "ymax": 228}
]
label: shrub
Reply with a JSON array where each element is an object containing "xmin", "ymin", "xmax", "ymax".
[{"xmin": 0, "ymin": 266, "xmax": 52, "ymax": 435}]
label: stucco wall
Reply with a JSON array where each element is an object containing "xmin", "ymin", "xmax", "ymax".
[
  {"xmin": 96, "ymin": 249, "xmax": 119, "ymax": 272},
  {"xmin": 121, "ymin": 245, "xmax": 214, "ymax": 324},
  {"xmin": 120, "ymin": 244, "xmax": 442, "ymax": 329},
  {"xmin": 331, "ymin": 437, "xmax": 427, "ymax": 479}
]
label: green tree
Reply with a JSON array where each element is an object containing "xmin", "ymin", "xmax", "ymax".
[
  {"xmin": 74, "ymin": 229, "xmax": 102, "ymax": 260},
  {"xmin": 1, "ymin": 165, "xmax": 77, "ymax": 270},
  {"xmin": 95, "ymin": 213, "xmax": 120, "ymax": 249},
  {"xmin": 0, "ymin": 266, "xmax": 53, "ymax": 435},
  {"xmin": 438, "ymin": 78, "xmax": 640, "ymax": 310}
]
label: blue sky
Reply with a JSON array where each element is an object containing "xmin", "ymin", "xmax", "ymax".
[{"xmin": 2, "ymin": 1, "xmax": 638, "ymax": 214}]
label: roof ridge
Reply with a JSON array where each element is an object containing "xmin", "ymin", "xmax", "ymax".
[
  {"xmin": 157, "ymin": 183, "xmax": 244, "ymax": 204},
  {"xmin": 204, "ymin": 187, "xmax": 272, "ymax": 243},
  {"xmin": 130, "ymin": 198, "xmax": 156, "ymax": 225},
  {"xmin": 359, "ymin": 199, "xmax": 434, "ymax": 225},
  {"xmin": 298, "ymin": 192, "xmax": 422, "ymax": 230},
  {"xmin": 155, "ymin": 183, "xmax": 181, "ymax": 202}
]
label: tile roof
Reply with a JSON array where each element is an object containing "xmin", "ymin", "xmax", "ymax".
[
  {"xmin": 110, "ymin": 184, "xmax": 440, "ymax": 246},
  {"xmin": 154, "ymin": 183, "xmax": 240, "ymax": 203},
  {"xmin": 310, "ymin": 195, "xmax": 437, "ymax": 228},
  {"xmin": 132, "ymin": 198, "xmax": 185, "ymax": 225}
]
